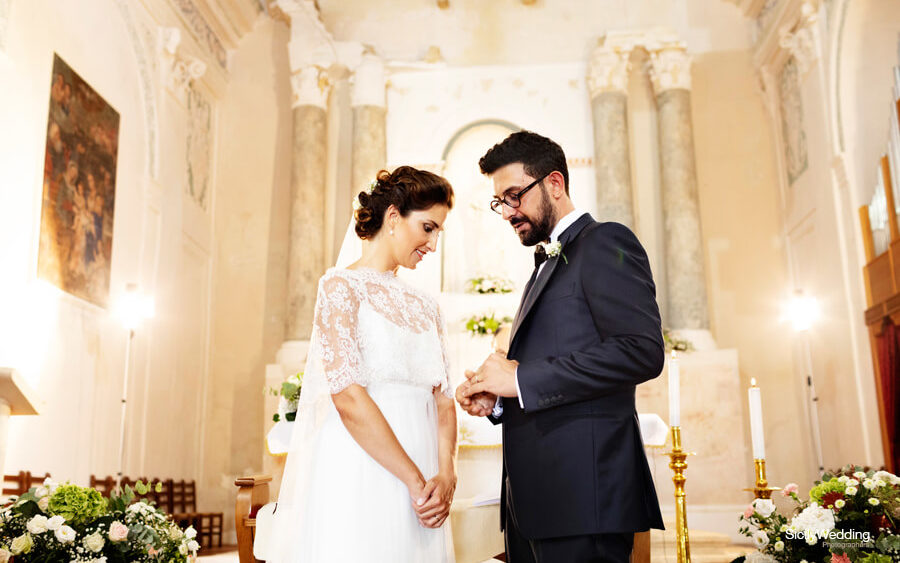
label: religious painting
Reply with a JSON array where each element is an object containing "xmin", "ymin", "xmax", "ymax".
[
  {"xmin": 779, "ymin": 56, "xmax": 808, "ymax": 185},
  {"xmin": 37, "ymin": 54, "xmax": 119, "ymax": 308}
]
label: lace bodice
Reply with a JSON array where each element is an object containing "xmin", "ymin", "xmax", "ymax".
[{"xmin": 312, "ymin": 267, "xmax": 452, "ymax": 397}]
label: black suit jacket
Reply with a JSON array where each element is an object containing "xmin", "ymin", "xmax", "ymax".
[{"xmin": 492, "ymin": 213, "xmax": 665, "ymax": 539}]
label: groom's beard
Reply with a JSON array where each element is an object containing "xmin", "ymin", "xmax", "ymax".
[{"xmin": 511, "ymin": 186, "xmax": 556, "ymax": 246}]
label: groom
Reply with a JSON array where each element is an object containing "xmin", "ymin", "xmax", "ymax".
[{"xmin": 457, "ymin": 131, "xmax": 665, "ymax": 563}]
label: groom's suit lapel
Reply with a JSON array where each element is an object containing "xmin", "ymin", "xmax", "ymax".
[{"xmin": 508, "ymin": 213, "xmax": 594, "ymax": 351}]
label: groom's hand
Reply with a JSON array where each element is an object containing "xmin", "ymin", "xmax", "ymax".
[
  {"xmin": 456, "ymin": 372, "xmax": 496, "ymax": 417},
  {"xmin": 465, "ymin": 352, "xmax": 519, "ymax": 399}
]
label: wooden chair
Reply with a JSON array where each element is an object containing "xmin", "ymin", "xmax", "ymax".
[
  {"xmin": 235, "ymin": 475, "xmax": 272, "ymax": 563},
  {"xmin": 3, "ymin": 471, "xmax": 50, "ymax": 497},
  {"xmin": 171, "ymin": 479, "xmax": 224, "ymax": 549}
]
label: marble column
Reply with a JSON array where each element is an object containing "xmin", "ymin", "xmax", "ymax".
[
  {"xmin": 285, "ymin": 65, "xmax": 330, "ymax": 342},
  {"xmin": 351, "ymin": 53, "xmax": 386, "ymax": 191},
  {"xmin": 587, "ymin": 45, "xmax": 635, "ymax": 229},
  {"xmin": 648, "ymin": 44, "xmax": 710, "ymax": 332}
]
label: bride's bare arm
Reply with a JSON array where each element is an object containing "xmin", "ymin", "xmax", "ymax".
[
  {"xmin": 415, "ymin": 389, "xmax": 458, "ymax": 528},
  {"xmin": 331, "ymin": 384, "xmax": 427, "ymax": 501}
]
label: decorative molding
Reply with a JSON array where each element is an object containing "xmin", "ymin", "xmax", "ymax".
[
  {"xmin": 778, "ymin": 0, "xmax": 819, "ymax": 76},
  {"xmin": 587, "ymin": 45, "xmax": 631, "ymax": 96},
  {"xmin": 351, "ymin": 53, "xmax": 385, "ymax": 108},
  {"xmin": 648, "ymin": 43, "xmax": 692, "ymax": 93},
  {"xmin": 291, "ymin": 65, "xmax": 330, "ymax": 109},
  {"xmin": 169, "ymin": 0, "xmax": 228, "ymax": 71},
  {"xmin": 159, "ymin": 27, "xmax": 208, "ymax": 102},
  {"xmin": 114, "ymin": 0, "xmax": 160, "ymax": 179},
  {"xmin": 186, "ymin": 84, "xmax": 213, "ymax": 211},
  {"xmin": 779, "ymin": 56, "xmax": 809, "ymax": 185}
]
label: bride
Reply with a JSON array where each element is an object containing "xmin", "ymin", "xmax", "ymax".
[{"xmin": 266, "ymin": 166, "xmax": 458, "ymax": 562}]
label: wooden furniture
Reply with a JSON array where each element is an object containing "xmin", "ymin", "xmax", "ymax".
[
  {"xmin": 859, "ymin": 154, "xmax": 900, "ymax": 473},
  {"xmin": 235, "ymin": 475, "xmax": 271, "ymax": 563},
  {"xmin": 90, "ymin": 475, "xmax": 223, "ymax": 549},
  {"xmin": 2, "ymin": 471, "xmax": 50, "ymax": 497}
]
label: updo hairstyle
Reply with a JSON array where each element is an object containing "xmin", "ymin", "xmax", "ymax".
[{"xmin": 354, "ymin": 166, "xmax": 454, "ymax": 240}]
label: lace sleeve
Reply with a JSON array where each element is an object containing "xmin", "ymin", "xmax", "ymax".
[
  {"xmin": 435, "ymin": 305, "xmax": 454, "ymax": 398},
  {"xmin": 314, "ymin": 274, "xmax": 365, "ymax": 394}
]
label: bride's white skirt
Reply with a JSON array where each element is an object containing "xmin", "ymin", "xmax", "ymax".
[{"xmin": 291, "ymin": 383, "xmax": 454, "ymax": 563}]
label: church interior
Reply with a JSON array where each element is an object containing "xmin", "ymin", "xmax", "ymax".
[{"xmin": 1, "ymin": 0, "xmax": 899, "ymax": 562}]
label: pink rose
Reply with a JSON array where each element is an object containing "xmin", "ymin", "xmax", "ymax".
[
  {"xmin": 831, "ymin": 553, "xmax": 851, "ymax": 563},
  {"xmin": 782, "ymin": 483, "xmax": 799, "ymax": 496},
  {"xmin": 108, "ymin": 521, "xmax": 129, "ymax": 542},
  {"xmin": 743, "ymin": 505, "xmax": 754, "ymax": 519}
]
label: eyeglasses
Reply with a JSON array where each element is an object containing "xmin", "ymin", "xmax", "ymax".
[{"xmin": 489, "ymin": 173, "xmax": 550, "ymax": 214}]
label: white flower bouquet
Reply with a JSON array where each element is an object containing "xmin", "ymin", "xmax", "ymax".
[
  {"xmin": 738, "ymin": 466, "xmax": 900, "ymax": 563},
  {"xmin": 0, "ymin": 478, "xmax": 199, "ymax": 562},
  {"xmin": 465, "ymin": 276, "xmax": 515, "ymax": 295}
]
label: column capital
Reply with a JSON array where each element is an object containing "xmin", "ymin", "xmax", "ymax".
[
  {"xmin": 291, "ymin": 65, "xmax": 330, "ymax": 109},
  {"xmin": 587, "ymin": 46, "xmax": 631, "ymax": 96},
  {"xmin": 648, "ymin": 43, "xmax": 692, "ymax": 94},
  {"xmin": 158, "ymin": 27, "xmax": 207, "ymax": 101},
  {"xmin": 351, "ymin": 52, "xmax": 386, "ymax": 108}
]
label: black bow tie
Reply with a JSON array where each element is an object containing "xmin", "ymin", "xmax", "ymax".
[{"xmin": 534, "ymin": 245, "xmax": 548, "ymax": 268}]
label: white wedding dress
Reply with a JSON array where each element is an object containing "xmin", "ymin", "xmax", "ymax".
[{"xmin": 267, "ymin": 267, "xmax": 456, "ymax": 563}]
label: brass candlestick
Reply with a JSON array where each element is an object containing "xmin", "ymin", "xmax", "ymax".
[
  {"xmin": 744, "ymin": 458, "xmax": 781, "ymax": 499},
  {"xmin": 666, "ymin": 426, "xmax": 692, "ymax": 563}
]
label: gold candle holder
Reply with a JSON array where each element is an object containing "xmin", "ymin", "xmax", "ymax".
[
  {"xmin": 666, "ymin": 426, "xmax": 692, "ymax": 563},
  {"xmin": 744, "ymin": 458, "xmax": 781, "ymax": 499}
]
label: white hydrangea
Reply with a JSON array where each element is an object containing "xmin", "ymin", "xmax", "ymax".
[{"xmin": 788, "ymin": 503, "xmax": 834, "ymax": 545}]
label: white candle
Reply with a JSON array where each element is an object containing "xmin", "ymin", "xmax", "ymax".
[
  {"xmin": 668, "ymin": 351, "xmax": 680, "ymax": 427},
  {"xmin": 749, "ymin": 378, "xmax": 766, "ymax": 460}
]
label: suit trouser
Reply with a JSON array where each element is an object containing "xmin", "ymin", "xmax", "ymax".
[{"xmin": 504, "ymin": 495, "xmax": 634, "ymax": 563}]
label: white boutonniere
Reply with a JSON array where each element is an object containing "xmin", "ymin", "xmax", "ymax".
[
  {"xmin": 352, "ymin": 179, "xmax": 379, "ymax": 211},
  {"xmin": 539, "ymin": 241, "xmax": 568, "ymax": 264}
]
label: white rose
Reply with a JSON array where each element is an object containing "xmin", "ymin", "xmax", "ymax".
[
  {"xmin": 184, "ymin": 526, "xmax": 197, "ymax": 540},
  {"xmin": 0, "ymin": 548, "xmax": 9, "ymax": 563},
  {"xmin": 774, "ymin": 540, "xmax": 784, "ymax": 552},
  {"xmin": 846, "ymin": 486, "xmax": 858, "ymax": 495},
  {"xmin": 55, "ymin": 525, "xmax": 76, "ymax": 543},
  {"xmin": 37, "ymin": 496, "xmax": 50, "ymax": 512},
  {"xmin": 83, "ymin": 531, "xmax": 105, "ymax": 553},
  {"xmin": 187, "ymin": 539, "xmax": 200, "ymax": 552},
  {"xmin": 752, "ymin": 530, "xmax": 769, "ymax": 548},
  {"xmin": 26, "ymin": 515, "xmax": 49, "ymax": 534},
  {"xmin": 853, "ymin": 471, "xmax": 867, "ymax": 479},
  {"xmin": 863, "ymin": 478, "xmax": 877, "ymax": 490},
  {"xmin": 33, "ymin": 486, "xmax": 49, "ymax": 499},
  {"xmin": 752, "ymin": 499, "xmax": 776, "ymax": 518},
  {"xmin": 179, "ymin": 543, "xmax": 188, "ymax": 555},
  {"xmin": 47, "ymin": 515, "xmax": 65, "ymax": 531},
  {"xmin": 10, "ymin": 534, "xmax": 33, "ymax": 555}
]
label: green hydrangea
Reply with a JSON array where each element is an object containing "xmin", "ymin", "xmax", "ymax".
[
  {"xmin": 808, "ymin": 478, "xmax": 845, "ymax": 505},
  {"xmin": 47, "ymin": 483, "xmax": 107, "ymax": 525}
]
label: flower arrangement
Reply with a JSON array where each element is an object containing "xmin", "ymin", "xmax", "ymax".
[
  {"xmin": 0, "ymin": 478, "xmax": 199, "ymax": 562},
  {"xmin": 464, "ymin": 313, "xmax": 512, "ymax": 336},
  {"xmin": 465, "ymin": 276, "xmax": 515, "ymax": 295},
  {"xmin": 269, "ymin": 372, "xmax": 303, "ymax": 423},
  {"xmin": 738, "ymin": 466, "xmax": 900, "ymax": 563}
]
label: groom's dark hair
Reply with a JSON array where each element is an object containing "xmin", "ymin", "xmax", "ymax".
[{"xmin": 478, "ymin": 130, "xmax": 569, "ymax": 195}]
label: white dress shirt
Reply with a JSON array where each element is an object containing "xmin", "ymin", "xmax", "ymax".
[{"xmin": 492, "ymin": 209, "xmax": 587, "ymax": 417}]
